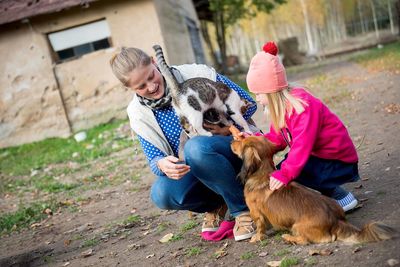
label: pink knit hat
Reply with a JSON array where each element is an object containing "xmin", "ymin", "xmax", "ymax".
[{"xmin": 246, "ymin": 42, "xmax": 288, "ymax": 94}]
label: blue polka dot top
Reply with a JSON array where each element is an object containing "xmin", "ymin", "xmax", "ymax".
[{"xmin": 137, "ymin": 73, "xmax": 257, "ymax": 176}]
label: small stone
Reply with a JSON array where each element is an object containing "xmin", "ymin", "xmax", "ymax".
[{"xmin": 388, "ymin": 259, "xmax": 399, "ymax": 266}]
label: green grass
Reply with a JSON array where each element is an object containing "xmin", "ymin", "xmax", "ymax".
[
  {"xmin": 0, "ymin": 119, "xmax": 134, "ymax": 176},
  {"xmin": 82, "ymin": 238, "xmax": 99, "ymax": 248},
  {"xmin": 122, "ymin": 215, "xmax": 141, "ymax": 225},
  {"xmin": 0, "ymin": 200, "xmax": 60, "ymax": 234},
  {"xmin": 185, "ymin": 247, "xmax": 202, "ymax": 257},
  {"xmin": 180, "ymin": 220, "xmax": 198, "ymax": 232},
  {"xmin": 275, "ymin": 248, "xmax": 290, "ymax": 256},
  {"xmin": 280, "ymin": 257, "xmax": 299, "ymax": 267},
  {"xmin": 351, "ymin": 41, "xmax": 400, "ymax": 73},
  {"xmin": 240, "ymin": 251, "xmax": 255, "ymax": 260}
]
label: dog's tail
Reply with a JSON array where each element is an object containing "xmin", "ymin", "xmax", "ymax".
[{"xmin": 336, "ymin": 220, "xmax": 397, "ymax": 243}]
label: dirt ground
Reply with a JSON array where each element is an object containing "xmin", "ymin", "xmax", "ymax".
[{"xmin": 1, "ymin": 54, "xmax": 399, "ymax": 267}]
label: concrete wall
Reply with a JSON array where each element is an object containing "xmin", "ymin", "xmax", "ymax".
[{"xmin": 0, "ymin": 0, "xmax": 203, "ymax": 148}]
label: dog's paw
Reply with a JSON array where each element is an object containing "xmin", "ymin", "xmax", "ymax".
[{"xmin": 250, "ymin": 234, "xmax": 265, "ymax": 243}]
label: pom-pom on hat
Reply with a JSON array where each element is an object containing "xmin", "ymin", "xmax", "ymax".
[{"xmin": 246, "ymin": 41, "xmax": 288, "ymax": 94}]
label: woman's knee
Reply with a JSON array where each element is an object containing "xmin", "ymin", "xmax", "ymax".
[
  {"xmin": 150, "ymin": 181, "xmax": 174, "ymax": 210},
  {"xmin": 183, "ymin": 136, "xmax": 211, "ymax": 162}
]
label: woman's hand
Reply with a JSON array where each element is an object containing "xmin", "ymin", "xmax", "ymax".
[
  {"xmin": 203, "ymin": 123, "xmax": 231, "ymax": 136},
  {"xmin": 157, "ymin": 156, "xmax": 190, "ymax": 180},
  {"xmin": 269, "ymin": 176, "xmax": 284, "ymax": 191}
]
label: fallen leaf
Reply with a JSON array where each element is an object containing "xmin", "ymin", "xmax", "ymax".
[
  {"xmin": 63, "ymin": 262, "xmax": 70, "ymax": 266},
  {"xmin": 214, "ymin": 242, "xmax": 229, "ymax": 259},
  {"xmin": 354, "ymin": 184, "xmax": 363, "ymax": 189},
  {"xmin": 267, "ymin": 260, "xmax": 281, "ymax": 267},
  {"xmin": 146, "ymin": 253, "xmax": 155, "ymax": 259},
  {"xmin": 64, "ymin": 239, "xmax": 72, "ymax": 246},
  {"xmin": 259, "ymin": 252, "xmax": 268, "ymax": 257},
  {"xmin": 81, "ymin": 248, "xmax": 94, "ymax": 258},
  {"xmin": 44, "ymin": 208, "xmax": 53, "ymax": 215},
  {"xmin": 127, "ymin": 243, "xmax": 142, "ymax": 250},
  {"xmin": 359, "ymin": 198, "xmax": 369, "ymax": 203},
  {"xmin": 352, "ymin": 247, "xmax": 362, "ymax": 253},
  {"xmin": 309, "ymin": 249, "xmax": 333, "ymax": 256},
  {"xmin": 159, "ymin": 233, "xmax": 174, "ymax": 243},
  {"xmin": 30, "ymin": 223, "xmax": 41, "ymax": 228},
  {"xmin": 361, "ymin": 177, "xmax": 369, "ymax": 181},
  {"xmin": 387, "ymin": 259, "xmax": 399, "ymax": 266}
]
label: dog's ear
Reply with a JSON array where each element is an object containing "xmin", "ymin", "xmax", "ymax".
[{"xmin": 238, "ymin": 145, "xmax": 262, "ymax": 184}]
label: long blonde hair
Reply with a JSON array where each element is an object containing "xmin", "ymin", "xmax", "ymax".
[
  {"xmin": 109, "ymin": 47, "xmax": 151, "ymax": 86},
  {"xmin": 267, "ymin": 87, "xmax": 307, "ymax": 131}
]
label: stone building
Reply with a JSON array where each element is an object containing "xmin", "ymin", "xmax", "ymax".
[{"xmin": 0, "ymin": 0, "xmax": 207, "ymax": 148}]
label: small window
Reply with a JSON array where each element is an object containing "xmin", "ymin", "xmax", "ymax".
[{"xmin": 48, "ymin": 19, "xmax": 111, "ymax": 62}]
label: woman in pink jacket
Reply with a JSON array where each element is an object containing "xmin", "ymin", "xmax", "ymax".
[{"xmin": 246, "ymin": 42, "xmax": 359, "ymax": 212}]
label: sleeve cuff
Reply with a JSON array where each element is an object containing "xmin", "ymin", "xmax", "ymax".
[
  {"xmin": 150, "ymin": 156, "xmax": 165, "ymax": 176},
  {"xmin": 271, "ymin": 170, "xmax": 292, "ymax": 185}
]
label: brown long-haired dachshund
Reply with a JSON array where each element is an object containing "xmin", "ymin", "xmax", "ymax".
[{"xmin": 231, "ymin": 135, "xmax": 397, "ymax": 244}]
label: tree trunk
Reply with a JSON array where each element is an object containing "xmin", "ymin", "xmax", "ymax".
[
  {"xmin": 299, "ymin": 0, "xmax": 315, "ymax": 54},
  {"xmin": 388, "ymin": 0, "xmax": 395, "ymax": 34},
  {"xmin": 368, "ymin": 0, "xmax": 380, "ymax": 39},
  {"xmin": 397, "ymin": 0, "xmax": 400, "ymax": 36},
  {"xmin": 213, "ymin": 8, "xmax": 227, "ymax": 74},
  {"xmin": 357, "ymin": 0, "xmax": 366, "ymax": 34},
  {"xmin": 199, "ymin": 20, "xmax": 219, "ymax": 69}
]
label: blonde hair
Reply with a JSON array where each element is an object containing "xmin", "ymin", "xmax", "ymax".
[
  {"xmin": 266, "ymin": 87, "xmax": 307, "ymax": 131},
  {"xmin": 109, "ymin": 47, "xmax": 152, "ymax": 86}
]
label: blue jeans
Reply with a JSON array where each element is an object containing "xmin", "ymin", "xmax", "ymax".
[
  {"xmin": 150, "ymin": 135, "xmax": 248, "ymax": 217},
  {"xmin": 277, "ymin": 155, "xmax": 359, "ymax": 199}
]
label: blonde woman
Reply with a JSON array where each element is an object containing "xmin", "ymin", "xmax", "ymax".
[
  {"xmin": 110, "ymin": 47, "xmax": 259, "ymax": 241},
  {"xmin": 245, "ymin": 42, "xmax": 359, "ymax": 212}
]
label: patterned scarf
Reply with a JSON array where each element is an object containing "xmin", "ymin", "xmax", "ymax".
[{"xmin": 137, "ymin": 77, "xmax": 172, "ymax": 110}]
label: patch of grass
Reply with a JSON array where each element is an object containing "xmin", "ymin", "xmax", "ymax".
[
  {"xmin": 280, "ymin": 257, "xmax": 299, "ymax": 267},
  {"xmin": 240, "ymin": 251, "xmax": 255, "ymax": 260},
  {"xmin": 185, "ymin": 247, "xmax": 202, "ymax": 257},
  {"xmin": 180, "ymin": 220, "xmax": 198, "ymax": 232},
  {"xmin": 82, "ymin": 238, "xmax": 99, "ymax": 248},
  {"xmin": 157, "ymin": 222, "xmax": 169, "ymax": 233},
  {"xmin": 275, "ymin": 248, "xmax": 290, "ymax": 256},
  {"xmin": 305, "ymin": 257, "xmax": 318, "ymax": 266},
  {"xmin": 0, "ymin": 200, "xmax": 60, "ymax": 234},
  {"xmin": 273, "ymin": 230, "xmax": 290, "ymax": 241},
  {"xmin": 0, "ymin": 120, "xmax": 134, "ymax": 176},
  {"xmin": 122, "ymin": 215, "xmax": 141, "ymax": 225},
  {"xmin": 259, "ymin": 239, "xmax": 269, "ymax": 247},
  {"xmin": 3, "ymin": 175, "xmax": 80, "ymax": 195},
  {"xmin": 170, "ymin": 233, "xmax": 183, "ymax": 241},
  {"xmin": 42, "ymin": 255, "xmax": 54, "ymax": 263},
  {"xmin": 351, "ymin": 41, "xmax": 400, "ymax": 73}
]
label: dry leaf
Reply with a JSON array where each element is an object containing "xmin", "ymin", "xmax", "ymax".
[
  {"xmin": 354, "ymin": 184, "xmax": 363, "ymax": 189},
  {"xmin": 309, "ymin": 249, "xmax": 333, "ymax": 256},
  {"xmin": 359, "ymin": 198, "xmax": 369, "ymax": 203},
  {"xmin": 146, "ymin": 254, "xmax": 155, "ymax": 259},
  {"xmin": 352, "ymin": 247, "xmax": 362, "ymax": 253},
  {"xmin": 63, "ymin": 262, "xmax": 70, "ymax": 266},
  {"xmin": 81, "ymin": 248, "xmax": 94, "ymax": 257},
  {"xmin": 64, "ymin": 239, "xmax": 72, "ymax": 246},
  {"xmin": 387, "ymin": 259, "xmax": 399, "ymax": 266},
  {"xmin": 361, "ymin": 177, "xmax": 369, "ymax": 181},
  {"xmin": 259, "ymin": 252, "xmax": 268, "ymax": 257},
  {"xmin": 44, "ymin": 208, "xmax": 53, "ymax": 215},
  {"xmin": 214, "ymin": 242, "xmax": 229, "ymax": 259},
  {"xmin": 267, "ymin": 260, "xmax": 281, "ymax": 267},
  {"xmin": 159, "ymin": 233, "xmax": 174, "ymax": 243}
]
